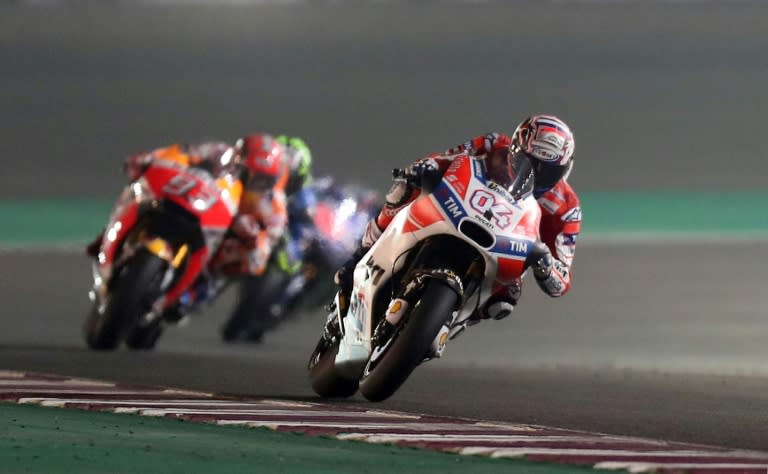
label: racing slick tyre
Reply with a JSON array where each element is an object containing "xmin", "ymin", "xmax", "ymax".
[
  {"xmin": 359, "ymin": 279, "xmax": 458, "ymax": 402},
  {"xmin": 125, "ymin": 318, "xmax": 164, "ymax": 350},
  {"xmin": 308, "ymin": 339, "xmax": 359, "ymax": 398},
  {"xmin": 83, "ymin": 249, "xmax": 166, "ymax": 350},
  {"xmin": 221, "ymin": 268, "xmax": 291, "ymax": 343}
]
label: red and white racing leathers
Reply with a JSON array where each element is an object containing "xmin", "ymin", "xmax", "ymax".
[
  {"xmin": 362, "ymin": 132, "xmax": 581, "ymax": 305},
  {"xmin": 126, "ymin": 142, "xmax": 289, "ymax": 277}
]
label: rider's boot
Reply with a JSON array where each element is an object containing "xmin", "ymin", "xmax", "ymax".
[
  {"xmin": 321, "ymin": 244, "xmax": 370, "ymax": 339},
  {"xmin": 447, "ymin": 287, "xmax": 521, "ymax": 342},
  {"xmin": 332, "ymin": 217, "xmax": 383, "ymax": 302},
  {"xmin": 332, "ymin": 244, "xmax": 370, "ymax": 309}
]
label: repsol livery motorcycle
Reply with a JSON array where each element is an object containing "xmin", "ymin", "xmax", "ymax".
[
  {"xmin": 308, "ymin": 153, "xmax": 546, "ymax": 401},
  {"xmin": 84, "ymin": 160, "xmax": 240, "ymax": 350}
]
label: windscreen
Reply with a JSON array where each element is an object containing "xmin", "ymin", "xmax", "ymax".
[{"xmin": 506, "ymin": 150, "xmax": 535, "ymax": 200}]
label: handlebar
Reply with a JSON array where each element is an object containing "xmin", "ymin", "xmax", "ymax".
[{"xmin": 392, "ymin": 168, "xmax": 407, "ymax": 179}]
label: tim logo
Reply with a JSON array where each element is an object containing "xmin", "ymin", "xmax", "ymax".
[
  {"xmin": 511, "ymin": 240, "xmax": 529, "ymax": 254},
  {"xmin": 469, "ymin": 189, "xmax": 514, "ymax": 228},
  {"xmin": 442, "ymin": 196, "xmax": 463, "ymax": 219}
]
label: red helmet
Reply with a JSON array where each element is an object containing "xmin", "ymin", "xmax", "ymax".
[
  {"xmin": 510, "ymin": 115, "xmax": 575, "ymax": 196},
  {"xmin": 234, "ymin": 133, "xmax": 285, "ymax": 189}
]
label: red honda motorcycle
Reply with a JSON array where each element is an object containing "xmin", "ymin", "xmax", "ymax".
[{"xmin": 84, "ymin": 160, "xmax": 241, "ymax": 350}]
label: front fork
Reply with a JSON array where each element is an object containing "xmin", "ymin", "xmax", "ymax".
[
  {"xmin": 333, "ymin": 269, "xmax": 468, "ymax": 376},
  {"xmin": 89, "ymin": 236, "xmax": 189, "ymax": 321}
]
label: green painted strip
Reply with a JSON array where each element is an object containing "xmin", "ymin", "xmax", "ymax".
[
  {"xmin": 0, "ymin": 199, "xmax": 110, "ymax": 247},
  {"xmin": 580, "ymin": 192, "xmax": 768, "ymax": 234},
  {"xmin": 0, "ymin": 403, "xmax": 589, "ymax": 474},
  {"xmin": 1, "ymin": 192, "xmax": 766, "ymax": 247}
]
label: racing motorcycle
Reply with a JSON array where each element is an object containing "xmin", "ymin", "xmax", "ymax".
[
  {"xmin": 221, "ymin": 178, "xmax": 378, "ymax": 343},
  {"xmin": 83, "ymin": 160, "xmax": 241, "ymax": 350},
  {"xmin": 308, "ymin": 153, "xmax": 548, "ymax": 401}
]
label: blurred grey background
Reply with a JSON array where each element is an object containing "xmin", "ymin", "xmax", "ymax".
[{"xmin": 1, "ymin": 1, "xmax": 767, "ymax": 198}]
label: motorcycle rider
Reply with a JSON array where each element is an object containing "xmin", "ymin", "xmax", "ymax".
[
  {"xmin": 222, "ymin": 135, "xmax": 319, "ymax": 341},
  {"xmin": 87, "ymin": 133, "xmax": 291, "ymax": 316},
  {"xmin": 334, "ymin": 115, "xmax": 581, "ymax": 325},
  {"xmin": 275, "ymin": 135, "xmax": 317, "ymax": 274}
]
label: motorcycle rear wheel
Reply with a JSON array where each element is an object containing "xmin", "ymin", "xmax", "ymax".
[
  {"xmin": 359, "ymin": 279, "xmax": 458, "ymax": 402},
  {"xmin": 83, "ymin": 249, "xmax": 166, "ymax": 350},
  {"xmin": 125, "ymin": 318, "xmax": 164, "ymax": 350},
  {"xmin": 221, "ymin": 267, "xmax": 291, "ymax": 343}
]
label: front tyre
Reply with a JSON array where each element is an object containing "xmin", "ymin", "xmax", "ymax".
[
  {"xmin": 308, "ymin": 338, "xmax": 359, "ymax": 398},
  {"xmin": 83, "ymin": 249, "xmax": 167, "ymax": 350},
  {"xmin": 359, "ymin": 279, "xmax": 458, "ymax": 402}
]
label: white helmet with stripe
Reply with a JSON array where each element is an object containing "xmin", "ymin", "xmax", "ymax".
[{"xmin": 510, "ymin": 115, "xmax": 575, "ymax": 196}]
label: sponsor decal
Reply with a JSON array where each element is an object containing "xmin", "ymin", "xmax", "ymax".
[
  {"xmin": 510, "ymin": 240, "xmax": 529, "ymax": 253},
  {"xmin": 472, "ymin": 159, "xmax": 484, "ymax": 178},
  {"xmin": 385, "ymin": 298, "xmax": 409, "ymax": 325},
  {"xmin": 563, "ymin": 233, "xmax": 578, "ymax": 245},
  {"xmin": 536, "ymin": 126, "xmax": 566, "ymax": 148},
  {"xmin": 531, "ymin": 146, "xmax": 559, "ymax": 162},
  {"xmin": 562, "ymin": 206, "xmax": 582, "ymax": 222},
  {"xmin": 537, "ymin": 197, "xmax": 560, "ymax": 214},
  {"xmin": 542, "ymin": 275, "xmax": 565, "ymax": 294},
  {"xmin": 492, "ymin": 236, "xmax": 534, "ymax": 259},
  {"xmin": 445, "ymin": 173, "xmax": 467, "ymax": 196},
  {"xmin": 349, "ymin": 292, "xmax": 367, "ymax": 328},
  {"xmin": 472, "ymin": 214, "xmax": 494, "ymax": 229},
  {"xmin": 365, "ymin": 257, "xmax": 386, "ymax": 285},
  {"xmin": 442, "ymin": 196, "xmax": 464, "ymax": 219},
  {"xmin": 469, "ymin": 189, "xmax": 515, "ymax": 228},
  {"xmin": 553, "ymin": 259, "xmax": 569, "ymax": 278}
]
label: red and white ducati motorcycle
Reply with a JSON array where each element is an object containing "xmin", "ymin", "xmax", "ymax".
[{"xmin": 308, "ymin": 152, "xmax": 549, "ymax": 401}]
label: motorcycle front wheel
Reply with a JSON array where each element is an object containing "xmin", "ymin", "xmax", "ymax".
[
  {"xmin": 308, "ymin": 337, "xmax": 360, "ymax": 398},
  {"xmin": 83, "ymin": 249, "xmax": 166, "ymax": 350},
  {"xmin": 358, "ymin": 279, "xmax": 458, "ymax": 402}
]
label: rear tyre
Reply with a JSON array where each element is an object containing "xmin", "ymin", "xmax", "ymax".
[
  {"xmin": 83, "ymin": 249, "xmax": 166, "ymax": 350},
  {"xmin": 221, "ymin": 268, "xmax": 290, "ymax": 343},
  {"xmin": 125, "ymin": 319, "xmax": 164, "ymax": 350},
  {"xmin": 308, "ymin": 339, "xmax": 359, "ymax": 398},
  {"xmin": 359, "ymin": 280, "xmax": 458, "ymax": 402}
]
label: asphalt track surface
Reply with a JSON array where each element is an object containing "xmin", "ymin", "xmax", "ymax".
[
  {"xmin": 2, "ymin": 0, "xmax": 768, "ymax": 455},
  {"xmin": 3, "ymin": 244, "xmax": 768, "ymax": 452}
]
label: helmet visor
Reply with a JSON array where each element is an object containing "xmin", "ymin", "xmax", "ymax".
[
  {"xmin": 506, "ymin": 150, "xmax": 535, "ymax": 200},
  {"xmin": 532, "ymin": 159, "xmax": 570, "ymax": 192}
]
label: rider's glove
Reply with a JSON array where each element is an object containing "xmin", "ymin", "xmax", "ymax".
[
  {"xmin": 124, "ymin": 153, "xmax": 153, "ymax": 181},
  {"xmin": 528, "ymin": 241, "xmax": 554, "ymax": 280},
  {"xmin": 402, "ymin": 158, "xmax": 439, "ymax": 184}
]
